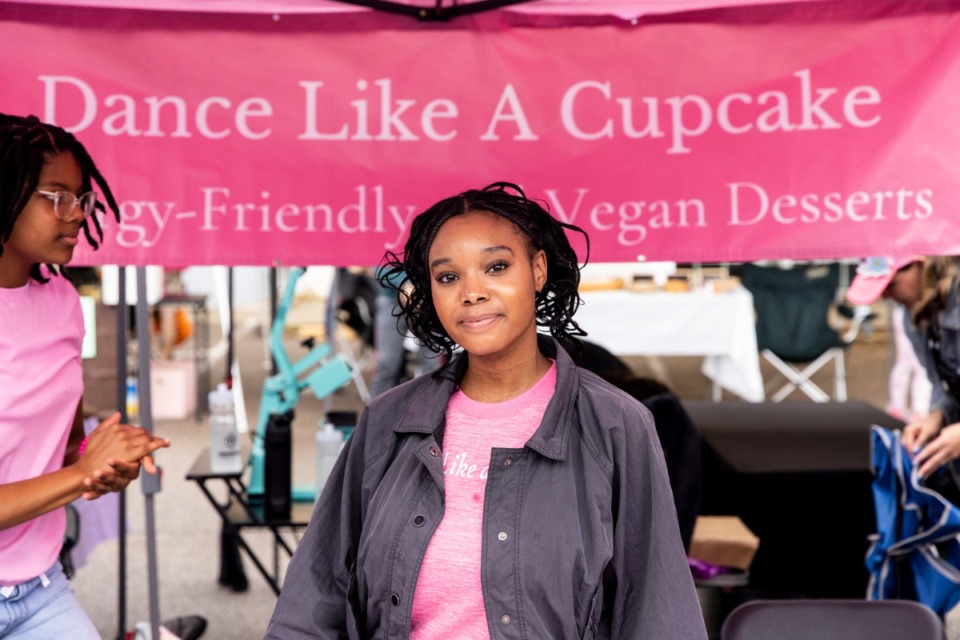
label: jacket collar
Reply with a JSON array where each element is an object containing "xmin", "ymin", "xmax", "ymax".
[{"xmin": 392, "ymin": 334, "xmax": 578, "ymax": 461}]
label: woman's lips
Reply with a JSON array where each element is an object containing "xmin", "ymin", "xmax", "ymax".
[
  {"xmin": 460, "ymin": 314, "xmax": 500, "ymax": 330},
  {"xmin": 60, "ymin": 235, "xmax": 80, "ymax": 246}
]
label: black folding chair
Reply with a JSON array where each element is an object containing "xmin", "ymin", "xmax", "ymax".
[
  {"xmin": 739, "ymin": 263, "xmax": 869, "ymax": 402},
  {"xmin": 722, "ymin": 599, "xmax": 945, "ymax": 640}
]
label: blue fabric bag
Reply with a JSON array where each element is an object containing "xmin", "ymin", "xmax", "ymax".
[{"xmin": 867, "ymin": 426, "xmax": 960, "ymax": 616}]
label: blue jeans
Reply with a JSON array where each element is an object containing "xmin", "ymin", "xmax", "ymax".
[{"xmin": 0, "ymin": 561, "xmax": 99, "ymax": 639}]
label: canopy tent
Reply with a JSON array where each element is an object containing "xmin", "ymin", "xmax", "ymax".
[
  {"xmin": 4, "ymin": 1, "xmax": 955, "ymax": 637},
  {"xmin": 3, "ymin": 0, "xmax": 959, "ymax": 266}
]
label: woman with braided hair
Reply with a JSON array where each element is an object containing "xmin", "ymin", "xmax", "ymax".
[
  {"xmin": 268, "ymin": 182, "xmax": 705, "ymax": 639},
  {"xmin": 0, "ymin": 113, "xmax": 169, "ymax": 638}
]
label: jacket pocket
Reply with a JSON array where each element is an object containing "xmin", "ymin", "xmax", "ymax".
[{"xmin": 580, "ymin": 584, "xmax": 602, "ymax": 640}]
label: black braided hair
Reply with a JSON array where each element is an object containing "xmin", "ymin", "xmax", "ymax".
[
  {"xmin": 0, "ymin": 113, "xmax": 120, "ymax": 282},
  {"xmin": 379, "ymin": 181, "xmax": 590, "ymax": 360}
]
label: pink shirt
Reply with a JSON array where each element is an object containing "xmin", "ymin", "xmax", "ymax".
[
  {"xmin": 410, "ymin": 362, "xmax": 556, "ymax": 639},
  {"xmin": 0, "ymin": 272, "xmax": 84, "ymax": 585}
]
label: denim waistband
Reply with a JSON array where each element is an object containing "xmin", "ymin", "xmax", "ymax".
[{"xmin": 0, "ymin": 561, "xmax": 57, "ymax": 598}]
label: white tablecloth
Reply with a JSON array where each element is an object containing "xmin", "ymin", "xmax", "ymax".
[{"xmin": 574, "ymin": 288, "xmax": 764, "ymax": 402}]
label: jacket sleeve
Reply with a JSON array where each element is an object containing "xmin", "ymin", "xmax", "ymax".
[
  {"xmin": 903, "ymin": 311, "xmax": 960, "ymax": 426},
  {"xmin": 606, "ymin": 403, "xmax": 708, "ymax": 640},
  {"xmin": 265, "ymin": 407, "xmax": 373, "ymax": 639}
]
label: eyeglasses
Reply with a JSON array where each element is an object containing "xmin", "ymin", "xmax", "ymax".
[{"xmin": 35, "ymin": 190, "xmax": 98, "ymax": 222}]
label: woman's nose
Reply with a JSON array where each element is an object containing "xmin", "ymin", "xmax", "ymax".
[{"xmin": 461, "ymin": 275, "xmax": 488, "ymax": 304}]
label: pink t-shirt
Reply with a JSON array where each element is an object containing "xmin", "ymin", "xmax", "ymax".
[
  {"xmin": 410, "ymin": 362, "xmax": 557, "ymax": 639},
  {"xmin": 0, "ymin": 271, "xmax": 84, "ymax": 585}
]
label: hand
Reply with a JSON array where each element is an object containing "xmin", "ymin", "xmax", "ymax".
[
  {"xmin": 80, "ymin": 459, "xmax": 142, "ymax": 499},
  {"xmin": 915, "ymin": 422, "xmax": 960, "ymax": 479},
  {"xmin": 75, "ymin": 413, "xmax": 170, "ymax": 495},
  {"xmin": 903, "ymin": 411, "xmax": 943, "ymax": 456}
]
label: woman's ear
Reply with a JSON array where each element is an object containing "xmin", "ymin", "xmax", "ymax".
[{"xmin": 533, "ymin": 249, "xmax": 547, "ymax": 292}]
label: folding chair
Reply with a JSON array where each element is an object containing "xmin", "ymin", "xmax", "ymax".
[
  {"xmin": 721, "ymin": 599, "xmax": 945, "ymax": 640},
  {"xmin": 739, "ymin": 263, "xmax": 869, "ymax": 402}
]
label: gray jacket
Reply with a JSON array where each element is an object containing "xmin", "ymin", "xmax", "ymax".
[
  {"xmin": 266, "ymin": 336, "xmax": 706, "ymax": 639},
  {"xmin": 904, "ymin": 284, "xmax": 960, "ymax": 426}
]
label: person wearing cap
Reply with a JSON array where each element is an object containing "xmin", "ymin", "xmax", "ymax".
[{"xmin": 848, "ymin": 255, "xmax": 960, "ymax": 479}]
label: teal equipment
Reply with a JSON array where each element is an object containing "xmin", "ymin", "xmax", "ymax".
[{"xmin": 247, "ymin": 267, "xmax": 354, "ymax": 502}]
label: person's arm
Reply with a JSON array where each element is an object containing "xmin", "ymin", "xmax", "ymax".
[
  {"xmin": 0, "ymin": 458, "xmax": 94, "ymax": 531},
  {"xmin": 901, "ymin": 314, "xmax": 957, "ymax": 452},
  {"xmin": 63, "ymin": 400, "xmax": 89, "ymax": 467},
  {"xmin": 903, "ymin": 313, "xmax": 948, "ymax": 411},
  {"xmin": 0, "ymin": 407, "xmax": 170, "ymax": 531},
  {"xmin": 266, "ymin": 408, "xmax": 373, "ymax": 639},
  {"xmin": 606, "ymin": 404, "xmax": 707, "ymax": 640}
]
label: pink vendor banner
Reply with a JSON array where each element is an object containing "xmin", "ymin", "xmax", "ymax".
[{"xmin": 2, "ymin": 1, "xmax": 959, "ymax": 266}]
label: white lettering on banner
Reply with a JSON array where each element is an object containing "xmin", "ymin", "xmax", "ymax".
[
  {"xmin": 560, "ymin": 68, "xmax": 882, "ymax": 153},
  {"xmin": 195, "ymin": 185, "xmax": 414, "ymax": 245},
  {"xmin": 727, "ymin": 182, "xmax": 934, "ymax": 226},
  {"xmin": 104, "ymin": 185, "xmax": 419, "ymax": 249},
  {"xmin": 96, "ymin": 181, "xmax": 936, "ymax": 255},
  {"xmin": 39, "ymin": 75, "xmax": 273, "ymax": 139},
  {"xmin": 39, "ymin": 70, "xmax": 880, "ymax": 153},
  {"xmin": 114, "ymin": 200, "xmax": 176, "ymax": 248},
  {"xmin": 480, "ymin": 84, "xmax": 539, "ymax": 141},
  {"xmin": 543, "ymin": 188, "xmax": 707, "ymax": 246},
  {"xmin": 299, "ymin": 79, "xmax": 459, "ymax": 142}
]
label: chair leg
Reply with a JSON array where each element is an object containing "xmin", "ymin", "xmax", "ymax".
[
  {"xmin": 835, "ymin": 349, "xmax": 847, "ymax": 402},
  {"xmin": 335, "ymin": 332, "xmax": 371, "ymax": 404},
  {"xmin": 795, "ymin": 351, "xmax": 836, "ymax": 402},
  {"xmin": 764, "ymin": 351, "xmax": 832, "ymax": 402}
]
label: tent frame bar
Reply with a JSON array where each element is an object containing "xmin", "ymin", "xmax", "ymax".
[{"xmin": 332, "ymin": 0, "xmax": 536, "ymax": 21}]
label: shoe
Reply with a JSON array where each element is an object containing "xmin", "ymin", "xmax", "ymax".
[{"xmin": 161, "ymin": 615, "xmax": 208, "ymax": 640}]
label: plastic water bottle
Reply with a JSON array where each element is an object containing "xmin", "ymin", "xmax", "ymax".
[
  {"xmin": 315, "ymin": 422, "xmax": 344, "ymax": 497},
  {"xmin": 209, "ymin": 383, "xmax": 242, "ymax": 474}
]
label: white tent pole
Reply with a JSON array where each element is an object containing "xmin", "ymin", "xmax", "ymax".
[{"xmin": 135, "ymin": 267, "xmax": 162, "ymax": 640}]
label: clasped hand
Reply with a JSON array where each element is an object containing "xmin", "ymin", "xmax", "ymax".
[
  {"xmin": 76, "ymin": 413, "xmax": 171, "ymax": 499},
  {"xmin": 903, "ymin": 412, "xmax": 960, "ymax": 479}
]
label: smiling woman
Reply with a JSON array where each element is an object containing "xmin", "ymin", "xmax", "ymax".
[{"xmin": 267, "ymin": 182, "xmax": 708, "ymax": 640}]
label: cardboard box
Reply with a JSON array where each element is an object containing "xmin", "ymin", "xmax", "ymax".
[
  {"xmin": 150, "ymin": 360, "xmax": 197, "ymax": 420},
  {"xmin": 689, "ymin": 516, "xmax": 760, "ymax": 570}
]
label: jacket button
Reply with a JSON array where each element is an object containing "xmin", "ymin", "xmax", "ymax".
[
  {"xmin": 504, "ymin": 458, "xmax": 512, "ymax": 467},
  {"xmin": 391, "ymin": 593, "xmax": 400, "ymax": 606},
  {"xmin": 501, "ymin": 614, "xmax": 511, "ymax": 624},
  {"xmin": 429, "ymin": 447, "xmax": 439, "ymax": 457},
  {"xmin": 497, "ymin": 531, "xmax": 508, "ymax": 541},
  {"xmin": 413, "ymin": 515, "xmax": 425, "ymax": 527}
]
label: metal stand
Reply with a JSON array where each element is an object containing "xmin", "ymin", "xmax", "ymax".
[
  {"xmin": 115, "ymin": 268, "xmax": 128, "ymax": 640},
  {"xmin": 135, "ymin": 267, "xmax": 162, "ymax": 640}
]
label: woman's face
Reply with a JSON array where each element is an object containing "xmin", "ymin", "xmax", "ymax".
[
  {"xmin": 0, "ymin": 151, "xmax": 84, "ymax": 287},
  {"xmin": 428, "ymin": 210, "xmax": 546, "ymax": 360},
  {"xmin": 883, "ymin": 261, "xmax": 924, "ymax": 308}
]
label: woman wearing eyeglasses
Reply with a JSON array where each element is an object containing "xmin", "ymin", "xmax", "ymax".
[{"xmin": 0, "ymin": 113, "xmax": 170, "ymax": 638}]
